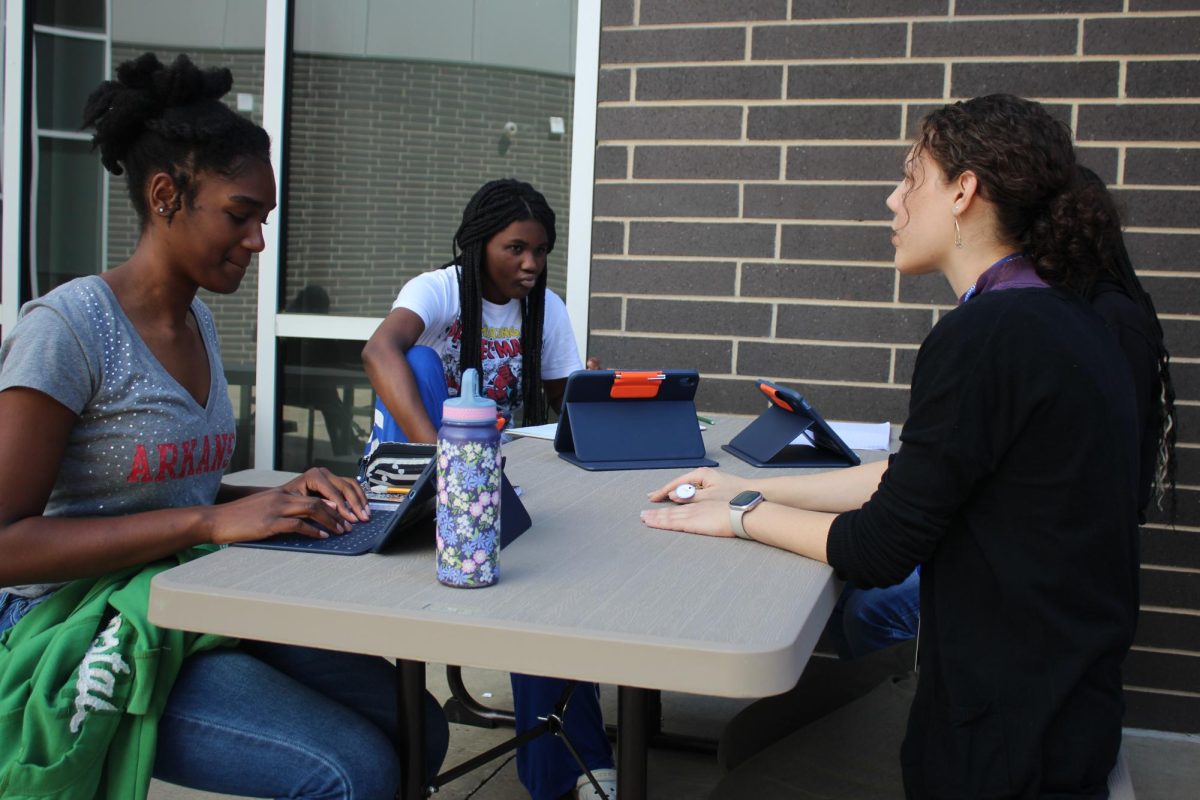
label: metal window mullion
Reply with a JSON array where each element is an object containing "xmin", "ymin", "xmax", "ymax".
[
  {"xmin": 565, "ymin": 0, "xmax": 601, "ymax": 360},
  {"xmin": 30, "ymin": 24, "xmax": 107, "ymax": 42},
  {"xmin": 1, "ymin": 0, "xmax": 27, "ymax": 335},
  {"xmin": 256, "ymin": 0, "xmax": 290, "ymax": 469},
  {"xmin": 33, "ymin": 128, "xmax": 90, "ymax": 140}
]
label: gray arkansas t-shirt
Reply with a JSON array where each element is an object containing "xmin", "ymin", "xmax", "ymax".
[{"xmin": 0, "ymin": 275, "xmax": 235, "ymax": 597}]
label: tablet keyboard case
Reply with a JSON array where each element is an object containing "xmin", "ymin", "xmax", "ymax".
[{"xmin": 555, "ymin": 370, "xmax": 718, "ymax": 471}]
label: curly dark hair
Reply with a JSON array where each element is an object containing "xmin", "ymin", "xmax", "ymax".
[
  {"xmin": 1075, "ymin": 167, "xmax": 1177, "ymax": 519},
  {"xmin": 916, "ymin": 96, "xmax": 1177, "ymax": 519},
  {"xmin": 445, "ymin": 179, "xmax": 557, "ymax": 426},
  {"xmin": 81, "ymin": 52, "xmax": 270, "ymax": 227},
  {"xmin": 914, "ymin": 94, "xmax": 1106, "ymax": 291}
]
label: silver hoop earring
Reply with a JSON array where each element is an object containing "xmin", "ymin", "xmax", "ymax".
[{"xmin": 954, "ymin": 216, "xmax": 964, "ymax": 249}]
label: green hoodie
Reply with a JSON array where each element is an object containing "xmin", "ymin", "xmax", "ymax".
[{"xmin": 0, "ymin": 548, "xmax": 233, "ymax": 799}]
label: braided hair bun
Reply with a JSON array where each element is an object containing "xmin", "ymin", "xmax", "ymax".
[{"xmin": 82, "ymin": 52, "xmax": 270, "ymax": 225}]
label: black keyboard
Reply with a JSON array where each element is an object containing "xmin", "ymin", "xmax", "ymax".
[{"xmin": 236, "ymin": 506, "xmax": 401, "ymax": 555}]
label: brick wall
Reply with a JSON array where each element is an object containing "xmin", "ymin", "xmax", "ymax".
[{"xmin": 592, "ymin": 0, "xmax": 1200, "ymax": 733}]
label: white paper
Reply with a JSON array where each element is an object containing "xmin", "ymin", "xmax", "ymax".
[
  {"xmin": 505, "ymin": 423, "xmax": 559, "ymax": 440},
  {"xmin": 791, "ymin": 421, "xmax": 891, "ymax": 451}
]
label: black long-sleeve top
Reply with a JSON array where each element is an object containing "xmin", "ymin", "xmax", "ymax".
[{"xmin": 827, "ymin": 288, "xmax": 1140, "ymax": 799}]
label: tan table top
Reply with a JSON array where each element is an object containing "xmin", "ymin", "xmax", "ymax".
[{"xmin": 150, "ymin": 423, "xmax": 890, "ymax": 698}]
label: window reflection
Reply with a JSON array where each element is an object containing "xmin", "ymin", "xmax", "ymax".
[
  {"xmin": 34, "ymin": 138, "xmax": 103, "ymax": 295},
  {"xmin": 284, "ymin": 0, "xmax": 578, "ymax": 319},
  {"xmin": 278, "ymin": 331, "xmax": 373, "ymax": 477},
  {"xmin": 33, "ymin": 0, "xmax": 106, "ymax": 32}
]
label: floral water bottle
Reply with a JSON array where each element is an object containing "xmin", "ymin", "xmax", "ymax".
[{"xmin": 436, "ymin": 367, "xmax": 501, "ymax": 587}]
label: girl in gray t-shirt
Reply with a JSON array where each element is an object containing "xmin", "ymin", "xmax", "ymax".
[{"xmin": 0, "ymin": 52, "xmax": 447, "ymax": 797}]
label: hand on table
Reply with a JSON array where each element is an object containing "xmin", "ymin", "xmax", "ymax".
[
  {"xmin": 207, "ymin": 468, "xmax": 369, "ymax": 544},
  {"xmin": 646, "ymin": 467, "xmax": 748, "ymax": 505},
  {"xmin": 640, "ymin": 500, "xmax": 735, "ymax": 538}
]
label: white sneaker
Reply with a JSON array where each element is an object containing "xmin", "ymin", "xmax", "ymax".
[{"xmin": 575, "ymin": 767, "xmax": 617, "ymax": 800}]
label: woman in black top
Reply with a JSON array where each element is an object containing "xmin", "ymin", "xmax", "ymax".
[{"xmin": 643, "ymin": 95, "xmax": 1151, "ymax": 798}]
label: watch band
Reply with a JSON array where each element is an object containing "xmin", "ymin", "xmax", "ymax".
[{"xmin": 730, "ymin": 506, "xmax": 755, "ymax": 540}]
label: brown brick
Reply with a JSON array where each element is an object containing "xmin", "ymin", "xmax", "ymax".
[
  {"xmin": 592, "ymin": 221, "xmax": 625, "ymax": 254},
  {"xmin": 913, "ymin": 20, "xmax": 1077, "ymax": 57},
  {"xmin": 745, "ymin": 184, "xmax": 891, "ymax": 222},
  {"xmin": 592, "ymin": 259, "xmax": 738, "ymax": 296},
  {"xmin": 777, "ymin": 305, "xmax": 934, "ymax": 344},
  {"xmin": 1162, "ymin": 319, "xmax": 1200, "ymax": 359},
  {"xmin": 752, "ymin": 23, "xmax": 907, "ymax": 60},
  {"xmin": 588, "ymin": 333, "xmax": 733, "ymax": 374},
  {"xmin": 626, "ymin": 299, "xmax": 774, "ymax": 336},
  {"xmin": 630, "ymin": 221, "xmax": 778, "ymax": 258},
  {"xmin": 635, "ymin": 146, "xmax": 781, "ymax": 180},
  {"xmin": 594, "ymin": 146, "xmax": 628, "ymax": 180},
  {"xmin": 738, "ymin": 341, "xmax": 892, "ymax": 382},
  {"xmin": 789, "ymin": 0, "xmax": 948, "ymax": 18},
  {"xmin": 780, "ymin": 223, "xmax": 895, "ymax": 262},
  {"xmin": 787, "ymin": 145, "xmax": 910, "ymax": 181},
  {"xmin": 1111, "ymin": 188, "xmax": 1200, "ymax": 231},
  {"xmin": 1127, "ymin": 61, "xmax": 1200, "ymax": 99},
  {"xmin": 958, "ymin": 0, "xmax": 1120, "ymax": 11},
  {"xmin": 598, "ymin": 106, "xmax": 744, "ymax": 141},
  {"xmin": 1138, "ymin": 274, "xmax": 1200, "ymax": 316},
  {"xmin": 593, "ymin": 183, "xmax": 741, "ymax": 218},
  {"xmin": 952, "ymin": 61, "xmax": 1118, "ymax": 99},
  {"xmin": 598, "ymin": 68, "xmax": 631, "ymax": 102},
  {"xmin": 1125, "ymin": 232, "xmax": 1200, "ymax": 271},
  {"xmin": 641, "ymin": 0, "xmax": 788, "ymax": 24},
  {"xmin": 600, "ymin": 27, "xmax": 745, "ymax": 64},
  {"xmin": 1125, "ymin": 689, "xmax": 1200, "ymax": 735},
  {"xmin": 789, "ymin": 64, "xmax": 944, "ymax": 100},
  {"xmin": 741, "ymin": 263, "xmax": 895, "ymax": 303},
  {"xmin": 637, "ymin": 66, "xmax": 784, "ymax": 101},
  {"xmin": 1085, "ymin": 17, "xmax": 1200, "ymax": 55},
  {"xmin": 589, "ymin": 296, "xmax": 622, "ymax": 330},
  {"xmin": 749, "ymin": 105, "xmax": 900, "ymax": 140},
  {"xmin": 898, "ymin": 273, "xmax": 957, "ymax": 306}
]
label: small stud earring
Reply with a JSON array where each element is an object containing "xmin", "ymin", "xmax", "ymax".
[{"xmin": 158, "ymin": 206, "xmax": 167, "ymax": 214}]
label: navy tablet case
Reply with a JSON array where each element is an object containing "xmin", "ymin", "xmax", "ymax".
[
  {"xmin": 235, "ymin": 458, "xmax": 531, "ymax": 555},
  {"xmin": 554, "ymin": 369, "xmax": 719, "ymax": 471},
  {"xmin": 722, "ymin": 380, "xmax": 861, "ymax": 468}
]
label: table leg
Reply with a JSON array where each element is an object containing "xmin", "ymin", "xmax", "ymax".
[
  {"xmin": 396, "ymin": 659, "xmax": 427, "ymax": 800},
  {"xmin": 617, "ymin": 686, "xmax": 651, "ymax": 800}
]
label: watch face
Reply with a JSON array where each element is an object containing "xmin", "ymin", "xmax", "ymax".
[{"xmin": 730, "ymin": 490, "xmax": 763, "ymax": 510}]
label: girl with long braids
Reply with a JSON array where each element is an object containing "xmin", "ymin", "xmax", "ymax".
[
  {"xmin": 644, "ymin": 95, "xmax": 1148, "ymax": 797},
  {"xmin": 0, "ymin": 53, "xmax": 447, "ymax": 797},
  {"xmin": 363, "ymin": 178, "xmax": 578, "ymax": 445},
  {"xmin": 363, "ymin": 179, "xmax": 615, "ymax": 800}
]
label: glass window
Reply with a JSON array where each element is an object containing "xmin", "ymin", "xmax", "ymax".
[
  {"xmin": 34, "ymin": 138, "xmax": 103, "ymax": 295},
  {"xmin": 33, "ymin": 0, "xmax": 106, "ymax": 33},
  {"xmin": 277, "ymin": 336, "xmax": 372, "ymax": 474},
  {"xmin": 283, "ymin": 0, "xmax": 578, "ymax": 320},
  {"xmin": 278, "ymin": 0, "xmax": 578, "ymax": 475},
  {"xmin": 34, "ymin": 33, "xmax": 106, "ymax": 132}
]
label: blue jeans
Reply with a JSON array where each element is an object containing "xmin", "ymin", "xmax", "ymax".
[
  {"xmin": 370, "ymin": 345, "xmax": 615, "ymax": 799},
  {"xmin": 1, "ymin": 592, "xmax": 449, "ymax": 799},
  {"xmin": 367, "ymin": 345, "xmax": 448, "ymax": 451},
  {"xmin": 826, "ymin": 570, "xmax": 921, "ymax": 660}
]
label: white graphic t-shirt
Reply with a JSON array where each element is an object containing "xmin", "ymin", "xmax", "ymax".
[{"xmin": 392, "ymin": 266, "xmax": 581, "ymax": 419}]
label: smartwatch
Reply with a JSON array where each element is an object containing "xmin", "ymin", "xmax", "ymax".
[{"xmin": 728, "ymin": 490, "xmax": 764, "ymax": 540}]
